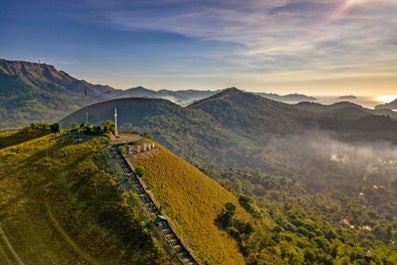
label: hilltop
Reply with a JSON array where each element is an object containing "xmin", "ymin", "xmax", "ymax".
[
  {"xmin": 60, "ymin": 96, "xmax": 240, "ymax": 168},
  {"xmin": 0, "ymin": 130, "xmax": 172, "ymax": 264},
  {"xmin": 188, "ymin": 87, "xmax": 314, "ymax": 135}
]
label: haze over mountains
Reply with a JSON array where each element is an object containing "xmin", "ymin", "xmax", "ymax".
[
  {"xmin": 61, "ymin": 87, "xmax": 397, "ymax": 171},
  {"xmin": 0, "ymin": 59, "xmax": 216, "ymax": 128},
  {"xmin": 4, "ymin": 58, "xmax": 395, "ymax": 129}
]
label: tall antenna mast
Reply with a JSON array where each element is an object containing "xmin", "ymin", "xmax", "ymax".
[
  {"xmin": 84, "ymin": 87, "xmax": 88, "ymax": 124},
  {"xmin": 114, "ymin": 107, "xmax": 119, "ymax": 137}
]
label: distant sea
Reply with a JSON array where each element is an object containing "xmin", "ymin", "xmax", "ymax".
[{"xmin": 282, "ymin": 96, "xmax": 388, "ymax": 109}]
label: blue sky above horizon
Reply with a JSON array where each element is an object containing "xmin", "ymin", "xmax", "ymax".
[{"xmin": 1, "ymin": 0, "xmax": 397, "ymax": 96}]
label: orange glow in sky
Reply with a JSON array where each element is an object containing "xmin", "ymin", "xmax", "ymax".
[{"xmin": 376, "ymin": 95, "xmax": 397, "ymax": 103}]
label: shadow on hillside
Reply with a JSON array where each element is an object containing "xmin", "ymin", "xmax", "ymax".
[
  {"xmin": 0, "ymin": 131, "xmax": 47, "ymax": 149},
  {"xmin": 16, "ymin": 135, "xmax": 96, "ymax": 195}
]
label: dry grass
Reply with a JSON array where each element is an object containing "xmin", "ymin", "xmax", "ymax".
[{"xmin": 130, "ymin": 141, "xmax": 252, "ymax": 265}]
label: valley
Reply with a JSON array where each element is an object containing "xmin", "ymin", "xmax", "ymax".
[
  {"xmin": 2, "ymin": 121, "xmax": 397, "ymax": 264},
  {"xmin": 2, "ymin": 0, "xmax": 397, "ymax": 261},
  {"xmin": 1, "ymin": 59, "xmax": 397, "ymax": 264},
  {"xmin": 59, "ymin": 88, "xmax": 397, "ymax": 263}
]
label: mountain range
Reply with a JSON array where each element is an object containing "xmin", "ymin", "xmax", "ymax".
[
  {"xmin": 61, "ymin": 87, "xmax": 397, "ymax": 173},
  {"xmin": 0, "ymin": 59, "xmax": 217, "ymax": 128},
  {"xmin": 5, "ymin": 58, "xmax": 389, "ymax": 129}
]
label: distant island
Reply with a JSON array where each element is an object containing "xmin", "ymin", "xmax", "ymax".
[
  {"xmin": 338, "ymin": 95, "xmax": 357, "ymax": 100},
  {"xmin": 257, "ymin": 92, "xmax": 317, "ymax": 102}
]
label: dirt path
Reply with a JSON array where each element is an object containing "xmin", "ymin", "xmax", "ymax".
[
  {"xmin": 0, "ymin": 225, "xmax": 25, "ymax": 265},
  {"xmin": 45, "ymin": 204, "xmax": 99, "ymax": 265}
]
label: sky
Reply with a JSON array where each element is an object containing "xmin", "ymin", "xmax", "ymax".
[{"xmin": 1, "ymin": 0, "xmax": 397, "ymax": 96}]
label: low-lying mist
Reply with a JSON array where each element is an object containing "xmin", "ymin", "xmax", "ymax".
[{"xmin": 266, "ymin": 131, "xmax": 397, "ymax": 183}]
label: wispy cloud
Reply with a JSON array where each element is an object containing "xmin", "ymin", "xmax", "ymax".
[
  {"xmin": 3, "ymin": 0, "xmax": 396, "ymax": 93},
  {"xmin": 82, "ymin": 0, "xmax": 397, "ymax": 76}
]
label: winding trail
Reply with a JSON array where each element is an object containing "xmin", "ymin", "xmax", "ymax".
[
  {"xmin": 0, "ymin": 225, "xmax": 25, "ymax": 265},
  {"xmin": 45, "ymin": 204, "xmax": 99, "ymax": 265}
]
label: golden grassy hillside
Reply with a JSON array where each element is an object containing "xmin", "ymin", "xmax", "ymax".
[
  {"xmin": 0, "ymin": 132, "xmax": 171, "ymax": 265},
  {"xmin": 129, "ymin": 141, "xmax": 252, "ymax": 265}
]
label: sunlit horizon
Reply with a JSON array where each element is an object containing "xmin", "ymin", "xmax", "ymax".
[
  {"xmin": 376, "ymin": 95, "xmax": 397, "ymax": 104},
  {"xmin": 1, "ymin": 1, "xmax": 396, "ymax": 96}
]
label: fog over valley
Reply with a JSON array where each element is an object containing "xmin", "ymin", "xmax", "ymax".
[{"xmin": 267, "ymin": 132, "xmax": 397, "ymax": 184}]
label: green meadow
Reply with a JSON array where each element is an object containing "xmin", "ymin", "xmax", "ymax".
[{"xmin": 0, "ymin": 131, "xmax": 171, "ymax": 265}]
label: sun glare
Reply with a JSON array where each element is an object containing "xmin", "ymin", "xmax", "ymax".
[{"xmin": 376, "ymin": 95, "xmax": 397, "ymax": 103}]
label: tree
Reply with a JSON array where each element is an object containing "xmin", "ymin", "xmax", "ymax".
[
  {"xmin": 135, "ymin": 166, "xmax": 146, "ymax": 177},
  {"xmin": 218, "ymin": 202, "xmax": 237, "ymax": 227},
  {"xmin": 225, "ymin": 202, "xmax": 237, "ymax": 215},
  {"xmin": 30, "ymin": 122, "xmax": 49, "ymax": 132},
  {"xmin": 92, "ymin": 125, "xmax": 103, "ymax": 135},
  {"xmin": 101, "ymin": 120, "xmax": 115, "ymax": 134},
  {"xmin": 118, "ymin": 145, "xmax": 127, "ymax": 155},
  {"xmin": 70, "ymin": 122, "xmax": 79, "ymax": 132},
  {"xmin": 50, "ymin": 123, "xmax": 62, "ymax": 133},
  {"xmin": 80, "ymin": 121, "xmax": 88, "ymax": 128}
]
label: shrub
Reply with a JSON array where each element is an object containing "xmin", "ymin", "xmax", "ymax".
[
  {"xmin": 118, "ymin": 145, "xmax": 127, "ymax": 154},
  {"xmin": 50, "ymin": 123, "xmax": 62, "ymax": 133},
  {"xmin": 101, "ymin": 120, "xmax": 115, "ymax": 134},
  {"xmin": 135, "ymin": 166, "xmax": 146, "ymax": 177}
]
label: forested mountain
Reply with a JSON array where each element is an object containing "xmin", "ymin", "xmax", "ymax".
[
  {"xmin": 188, "ymin": 87, "xmax": 316, "ymax": 135},
  {"xmin": 256, "ymin": 92, "xmax": 316, "ymax": 102},
  {"xmin": 296, "ymin": 101, "xmax": 397, "ymax": 119},
  {"xmin": 2, "ymin": 58, "xmax": 395, "ymax": 130},
  {"xmin": 109, "ymin": 86, "xmax": 218, "ymax": 106},
  {"xmin": 0, "ymin": 59, "xmax": 116, "ymax": 128},
  {"xmin": 0, "ymin": 59, "xmax": 216, "ymax": 128},
  {"xmin": 61, "ymin": 87, "xmax": 397, "ymax": 175}
]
